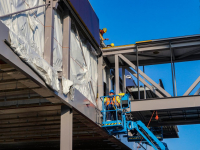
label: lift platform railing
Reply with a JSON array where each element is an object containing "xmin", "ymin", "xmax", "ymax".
[
  {"xmin": 100, "ymin": 94, "xmax": 168, "ymax": 150},
  {"xmin": 101, "ymin": 95, "xmax": 122, "ymax": 126},
  {"xmin": 100, "ymin": 94, "xmax": 131, "ymax": 135}
]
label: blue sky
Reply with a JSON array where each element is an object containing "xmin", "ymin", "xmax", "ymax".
[{"xmin": 89, "ymin": 0, "xmax": 200, "ymax": 149}]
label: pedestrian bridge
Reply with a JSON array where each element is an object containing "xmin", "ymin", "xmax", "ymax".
[{"xmin": 101, "ymin": 34, "xmax": 200, "ymax": 131}]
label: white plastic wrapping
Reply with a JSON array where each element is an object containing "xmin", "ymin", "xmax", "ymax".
[
  {"xmin": 0, "ymin": 0, "xmax": 98, "ymax": 103},
  {"xmin": 0, "ymin": 0, "xmax": 62, "ymax": 91},
  {"xmin": 62, "ymin": 76, "xmax": 73, "ymax": 95},
  {"xmin": 0, "ymin": 0, "xmax": 60, "ymax": 91},
  {"xmin": 53, "ymin": 10, "xmax": 63, "ymax": 72},
  {"xmin": 70, "ymin": 22, "xmax": 98, "ymax": 105}
]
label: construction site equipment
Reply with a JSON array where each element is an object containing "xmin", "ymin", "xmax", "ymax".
[
  {"xmin": 128, "ymin": 127, "xmax": 163, "ymax": 142},
  {"xmin": 101, "ymin": 94, "xmax": 168, "ymax": 150}
]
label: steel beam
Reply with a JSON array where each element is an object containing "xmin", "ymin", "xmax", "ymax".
[
  {"xmin": 131, "ymin": 95, "xmax": 200, "ymax": 112},
  {"xmin": 0, "ymin": 99, "xmax": 49, "ymax": 107},
  {"xmin": 173, "ymin": 62, "xmax": 177, "ymax": 96},
  {"xmin": 102, "ymin": 40, "xmax": 200, "ymax": 56},
  {"xmin": 136, "ymin": 46, "xmax": 140, "ymax": 99},
  {"xmin": 103, "ymin": 57, "xmax": 111, "ymax": 69},
  {"xmin": 0, "ymin": 78, "xmax": 28, "ymax": 84},
  {"xmin": 194, "ymin": 88, "xmax": 200, "ymax": 95},
  {"xmin": 170, "ymin": 42, "xmax": 175, "ymax": 97},
  {"xmin": 103, "ymin": 49, "xmax": 135, "ymax": 56},
  {"xmin": 177, "ymin": 47, "xmax": 200, "ymax": 59},
  {"xmin": 126, "ymin": 67, "xmax": 163, "ymax": 98},
  {"xmin": 62, "ymin": 10, "xmax": 71, "ymax": 79},
  {"xmin": 183, "ymin": 76, "xmax": 200, "ymax": 96},
  {"xmin": 143, "ymin": 66, "xmax": 146, "ymax": 99},
  {"xmin": 60, "ymin": 105, "xmax": 73, "ymax": 150},
  {"xmin": 115, "ymin": 55, "xmax": 119, "ymax": 94},
  {"xmin": 119, "ymin": 54, "xmax": 171, "ymax": 97}
]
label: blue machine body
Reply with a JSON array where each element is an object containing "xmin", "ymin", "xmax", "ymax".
[
  {"xmin": 100, "ymin": 94, "xmax": 168, "ymax": 150},
  {"xmin": 128, "ymin": 127, "xmax": 163, "ymax": 142}
]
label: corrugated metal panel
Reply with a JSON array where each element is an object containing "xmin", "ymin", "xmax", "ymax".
[{"xmin": 68, "ymin": 0, "xmax": 100, "ymax": 45}]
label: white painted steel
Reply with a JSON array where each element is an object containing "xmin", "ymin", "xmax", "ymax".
[
  {"xmin": 119, "ymin": 54, "xmax": 171, "ymax": 97},
  {"xmin": 184, "ymin": 76, "xmax": 200, "ymax": 96}
]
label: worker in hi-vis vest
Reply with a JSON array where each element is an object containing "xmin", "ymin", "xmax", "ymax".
[
  {"xmin": 99, "ymin": 28, "xmax": 109, "ymax": 41},
  {"xmin": 104, "ymin": 90, "xmax": 120, "ymax": 121}
]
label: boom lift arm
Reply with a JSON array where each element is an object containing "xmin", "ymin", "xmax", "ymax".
[{"xmin": 127, "ymin": 121, "xmax": 167, "ymax": 150}]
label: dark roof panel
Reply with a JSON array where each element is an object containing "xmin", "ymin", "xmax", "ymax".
[{"xmin": 68, "ymin": 0, "xmax": 100, "ymax": 45}]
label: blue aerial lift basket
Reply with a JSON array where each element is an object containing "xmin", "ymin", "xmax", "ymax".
[
  {"xmin": 100, "ymin": 93, "xmax": 168, "ymax": 150},
  {"xmin": 101, "ymin": 93, "xmax": 131, "ymax": 135}
]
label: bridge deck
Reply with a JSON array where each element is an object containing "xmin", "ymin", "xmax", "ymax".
[
  {"xmin": 102, "ymin": 34, "xmax": 200, "ymax": 66},
  {"xmin": 131, "ymin": 95, "xmax": 200, "ymax": 127}
]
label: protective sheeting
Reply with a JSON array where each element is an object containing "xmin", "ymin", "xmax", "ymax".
[
  {"xmin": 70, "ymin": 21, "xmax": 98, "ymax": 105},
  {"xmin": 0, "ymin": 0, "xmax": 98, "ymax": 105},
  {"xmin": 53, "ymin": 10, "xmax": 63, "ymax": 72},
  {"xmin": 62, "ymin": 77, "xmax": 73, "ymax": 95},
  {"xmin": 0, "ymin": 0, "xmax": 60, "ymax": 91},
  {"xmin": 0, "ymin": 0, "xmax": 45, "ymax": 57}
]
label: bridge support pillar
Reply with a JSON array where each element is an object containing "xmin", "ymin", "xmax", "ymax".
[
  {"xmin": 115, "ymin": 55, "xmax": 119, "ymax": 94},
  {"xmin": 60, "ymin": 105, "xmax": 73, "ymax": 150}
]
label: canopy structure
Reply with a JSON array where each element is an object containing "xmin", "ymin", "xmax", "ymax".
[{"xmin": 103, "ymin": 34, "xmax": 200, "ymax": 66}]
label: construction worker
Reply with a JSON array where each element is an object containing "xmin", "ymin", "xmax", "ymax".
[
  {"xmin": 107, "ymin": 43, "xmax": 115, "ymax": 47},
  {"xmin": 99, "ymin": 28, "xmax": 109, "ymax": 41},
  {"xmin": 100, "ymin": 28, "xmax": 107, "ymax": 36},
  {"xmin": 104, "ymin": 90, "xmax": 120, "ymax": 121}
]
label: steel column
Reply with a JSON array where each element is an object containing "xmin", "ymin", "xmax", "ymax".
[
  {"xmin": 170, "ymin": 42, "xmax": 175, "ymax": 97},
  {"xmin": 60, "ymin": 105, "xmax": 73, "ymax": 150},
  {"xmin": 173, "ymin": 62, "xmax": 177, "ymax": 96},
  {"xmin": 115, "ymin": 55, "xmax": 119, "ymax": 94},
  {"xmin": 62, "ymin": 10, "xmax": 71, "ymax": 79},
  {"xmin": 122, "ymin": 67, "xmax": 126, "ymax": 93},
  {"xmin": 194, "ymin": 88, "xmax": 200, "ymax": 95},
  {"xmin": 143, "ymin": 66, "xmax": 146, "ymax": 99},
  {"xmin": 136, "ymin": 46, "xmax": 140, "ymax": 99},
  {"xmin": 106, "ymin": 67, "xmax": 111, "ymax": 95},
  {"xmin": 98, "ymin": 56, "xmax": 103, "ymax": 110},
  {"xmin": 44, "ymin": 0, "xmax": 56, "ymax": 66},
  {"xmin": 131, "ymin": 95, "xmax": 200, "ymax": 112}
]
